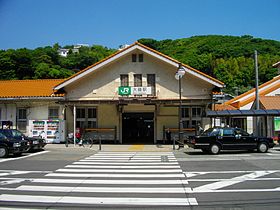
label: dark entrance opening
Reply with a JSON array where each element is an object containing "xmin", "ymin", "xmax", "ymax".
[{"xmin": 122, "ymin": 112, "xmax": 154, "ymax": 144}]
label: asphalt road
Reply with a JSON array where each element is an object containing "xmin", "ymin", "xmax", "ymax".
[{"xmin": 0, "ymin": 144, "xmax": 280, "ymax": 210}]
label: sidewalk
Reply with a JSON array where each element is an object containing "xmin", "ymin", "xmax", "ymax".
[{"xmin": 45, "ymin": 143, "xmax": 182, "ymax": 152}]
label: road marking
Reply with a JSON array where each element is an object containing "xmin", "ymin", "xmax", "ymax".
[
  {"xmin": 75, "ymin": 161, "xmax": 178, "ymax": 165},
  {"xmin": 78, "ymin": 159, "xmax": 178, "ymax": 162},
  {"xmin": 46, "ymin": 173, "xmax": 185, "ymax": 178},
  {"xmin": 65, "ymin": 165, "xmax": 181, "ymax": 168},
  {"xmin": 94, "ymin": 152, "xmax": 174, "ymax": 155},
  {"xmin": 0, "ymin": 177, "xmax": 189, "ymax": 185},
  {"xmin": 56, "ymin": 168, "xmax": 182, "ymax": 173},
  {"xmin": 0, "ymin": 151, "xmax": 49, "ymax": 163},
  {"xmin": 184, "ymin": 170, "xmax": 280, "ymax": 177},
  {"xmin": 85, "ymin": 157, "xmax": 176, "ymax": 160},
  {"xmin": 0, "ymin": 170, "xmax": 52, "ymax": 177},
  {"xmin": 0, "ymin": 194, "xmax": 198, "ymax": 206},
  {"xmin": 192, "ymin": 170, "xmax": 276, "ymax": 192},
  {"xmin": 16, "ymin": 185, "xmax": 192, "ymax": 193}
]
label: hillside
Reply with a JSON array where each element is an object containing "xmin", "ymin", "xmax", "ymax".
[
  {"xmin": 0, "ymin": 35, "xmax": 280, "ymax": 95},
  {"xmin": 138, "ymin": 35, "xmax": 280, "ymax": 95}
]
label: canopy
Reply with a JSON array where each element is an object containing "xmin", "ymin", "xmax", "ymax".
[{"xmin": 206, "ymin": 109, "xmax": 280, "ymax": 117}]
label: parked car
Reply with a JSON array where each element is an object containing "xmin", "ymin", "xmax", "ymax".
[
  {"xmin": 186, "ymin": 127, "xmax": 275, "ymax": 154},
  {"xmin": 0, "ymin": 129, "xmax": 46, "ymax": 152},
  {"xmin": 0, "ymin": 132, "xmax": 29, "ymax": 158}
]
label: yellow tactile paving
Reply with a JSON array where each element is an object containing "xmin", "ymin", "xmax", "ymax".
[{"xmin": 128, "ymin": 144, "xmax": 145, "ymax": 151}]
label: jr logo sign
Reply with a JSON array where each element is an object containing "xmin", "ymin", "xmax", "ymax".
[{"xmin": 118, "ymin": 87, "xmax": 131, "ymax": 96}]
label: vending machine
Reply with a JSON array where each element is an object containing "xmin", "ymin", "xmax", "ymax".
[{"xmin": 29, "ymin": 120, "xmax": 65, "ymax": 143}]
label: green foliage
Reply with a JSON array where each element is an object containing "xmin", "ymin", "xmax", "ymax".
[
  {"xmin": 138, "ymin": 35, "xmax": 280, "ymax": 95},
  {"xmin": 0, "ymin": 44, "xmax": 115, "ymax": 80},
  {"xmin": 0, "ymin": 35, "xmax": 280, "ymax": 96}
]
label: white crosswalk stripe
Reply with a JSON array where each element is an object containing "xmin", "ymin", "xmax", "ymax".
[{"xmin": 0, "ymin": 152, "xmax": 197, "ymax": 207}]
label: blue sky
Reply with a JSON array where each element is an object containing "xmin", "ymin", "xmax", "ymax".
[{"xmin": 0, "ymin": 0, "xmax": 279, "ymax": 49}]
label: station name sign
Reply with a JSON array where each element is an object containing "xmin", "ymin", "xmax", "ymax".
[{"xmin": 118, "ymin": 86, "xmax": 152, "ymax": 96}]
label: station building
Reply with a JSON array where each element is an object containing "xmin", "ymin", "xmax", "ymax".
[{"xmin": 0, "ymin": 42, "xmax": 224, "ymax": 144}]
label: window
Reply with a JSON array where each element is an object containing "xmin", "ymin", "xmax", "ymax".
[
  {"xmin": 181, "ymin": 106, "xmax": 203, "ymax": 128},
  {"xmin": 132, "ymin": 54, "xmax": 144, "ymax": 62},
  {"xmin": 132, "ymin": 54, "xmax": 137, "ymax": 62},
  {"xmin": 182, "ymin": 108, "xmax": 190, "ymax": 118},
  {"xmin": 48, "ymin": 107, "xmax": 59, "ymax": 119},
  {"xmin": 223, "ymin": 128, "xmax": 234, "ymax": 136},
  {"xmin": 134, "ymin": 74, "xmax": 142, "ymax": 87},
  {"xmin": 192, "ymin": 107, "xmax": 202, "ymax": 117},
  {"xmin": 147, "ymin": 74, "xmax": 155, "ymax": 95},
  {"xmin": 76, "ymin": 107, "xmax": 97, "ymax": 129},
  {"xmin": 120, "ymin": 74, "xmax": 129, "ymax": 87},
  {"xmin": 17, "ymin": 108, "xmax": 27, "ymax": 132},
  {"xmin": 138, "ymin": 54, "xmax": 144, "ymax": 62}
]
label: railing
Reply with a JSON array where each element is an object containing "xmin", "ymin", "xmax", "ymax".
[
  {"xmin": 161, "ymin": 126, "xmax": 196, "ymax": 144},
  {"xmin": 83, "ymin": 126, "xmax": 118, "ymax": 144}
]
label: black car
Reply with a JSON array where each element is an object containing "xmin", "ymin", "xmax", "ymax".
[
  {"xmin": 0, "ymin": 132, "xmax": 29, "ymax": 158},
  {"xmin": 0, "ymin": 129, "xmax": 46, "ymax": 152},
  {"xmin": 187, "ymin": 127, "xmax": 275, "ymax": 154}
]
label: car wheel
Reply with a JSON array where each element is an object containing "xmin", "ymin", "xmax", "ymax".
[
  {"xmin": 257, "ymin": 142, "xmax": 268, "ymax": 153},
  {"xmin": 0, "ymin": 146, "xmax": 8, "ymax": 158},
  {"xmin": 210, "ymin": 144, "xmax": 220, "ymax": 155}
]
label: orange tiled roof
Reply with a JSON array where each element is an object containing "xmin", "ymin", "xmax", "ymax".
[
  {"xmin": 0, "ymin": 79, "xmax": 65, "ymax": 98},
  {"xmin": 224, "ymin": 75, "xmax": 280, "ymax": 106},
  {"xmin": 259, "ymin": 96, "xmax": 280, "ymax": 109},
  {"xmin": 214, "ymin": 104, "xmax": 237, "ymax": 111}
]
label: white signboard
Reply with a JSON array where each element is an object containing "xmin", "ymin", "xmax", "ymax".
[{"xmin": 131, "ymin": 87, "xmax": 152, "ymax": 95}]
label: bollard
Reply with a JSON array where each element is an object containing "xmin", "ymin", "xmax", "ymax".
[{"xmin": 99, "ymin": 136, "xmax": 101, "ymax": 151}]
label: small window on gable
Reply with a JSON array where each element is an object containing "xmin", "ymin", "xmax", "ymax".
[
  {"xmin": 138, "ymin": 54, "xmax": 143, "ymax": 62},
  {"xmin": 132, "ymin": 54, "xmax": 137, "ymax": 62}
]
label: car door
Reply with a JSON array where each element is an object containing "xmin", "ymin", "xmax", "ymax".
[
  {"xmin": 218, "ymin": 128, "xmax": 236, "ymax": 150},
  {"xmin": 235, "ymin": 128, "xmax": 257, "ymax": 150}
]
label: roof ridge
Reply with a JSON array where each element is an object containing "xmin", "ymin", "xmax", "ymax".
[
  {"xmin": 225, "ymin": 75, "xmax": 280, "ymax": 105},
  {"xmin": 0, "ymin": 79, "xmax": 65, "ymax": 82}
]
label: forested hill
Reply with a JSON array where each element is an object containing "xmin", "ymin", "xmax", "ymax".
[
  {"xmin": 1, "ymin": 35, "xmax": 280, "ymax": 95},
  {"xmin": 138, "ymin": 35, "xmax": 280, "ymax": 95}
]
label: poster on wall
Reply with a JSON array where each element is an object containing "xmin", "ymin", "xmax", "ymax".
[{"xmin": 274, "ymin": 117, "xmax": 280, "ymax": 131}]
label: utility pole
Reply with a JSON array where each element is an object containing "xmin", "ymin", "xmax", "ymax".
[
  {"xmin": 255, "ymin": 50, "xmax": 259, "ymax": 136},
  {"xmin": 255, "ymin": 50, "xmax": 259, "ymax": 110}
]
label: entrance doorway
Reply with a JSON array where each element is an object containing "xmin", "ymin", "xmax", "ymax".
[{"xmin": 122, "ymin": 112, "xmax": 154, "ymax": 144}]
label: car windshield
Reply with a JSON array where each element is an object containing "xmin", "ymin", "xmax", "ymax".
[
  {"xmin": 11, "ymin": 130, "xmax": 24, "ymax": 137},
  {"xmin": 200, "ymin": 128, "xmax": 220, "ymax": 137}
]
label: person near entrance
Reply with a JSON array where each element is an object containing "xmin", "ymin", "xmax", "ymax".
[{"xmin": 166, "ymin": 128, "xmax": 172, "ymax": 143}]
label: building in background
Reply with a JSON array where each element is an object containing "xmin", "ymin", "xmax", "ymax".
[{"xmin": 0, "ymin": 42, "xmax": 224, "ymax": 143}]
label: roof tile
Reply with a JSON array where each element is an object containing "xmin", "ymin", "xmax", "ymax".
[{"xmin": 0, "ymin": 79, "xmax": 65, "ymax": 98}]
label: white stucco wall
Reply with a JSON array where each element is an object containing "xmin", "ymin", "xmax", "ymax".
[{"xmin": 64, "ymin": 50, "xmax": 214, "ymax": 101}]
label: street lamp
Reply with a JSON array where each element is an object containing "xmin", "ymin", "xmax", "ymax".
[{"xmin": 175, "ymin": 63, "xmax": 185, "ymax": 149}]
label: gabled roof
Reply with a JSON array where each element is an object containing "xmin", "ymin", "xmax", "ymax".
[
  {"xmin": 0, "ymin": 79, "xmax": 65, "ymax": 98},
  {"xmin": 54, "ymin": 42, "xmax": 224, "ymax": 90},
  {"xmin": 223, "ymin": 75, "xmax": 280, "ymax": 109}
]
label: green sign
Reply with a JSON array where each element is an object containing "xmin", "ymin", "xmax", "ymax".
[
  {"xmin": 274, "ymin": 117, "xmax": 280, "ymax": 131},
  {"xmin": 118, "ymin": 86, "xmax": 131, "ymax": 96}
]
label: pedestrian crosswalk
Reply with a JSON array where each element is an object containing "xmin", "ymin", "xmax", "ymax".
[{"xmin": 0, "ymin": 152, "xmax": 198, "ymax": 207}]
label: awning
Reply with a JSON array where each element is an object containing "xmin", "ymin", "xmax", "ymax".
[{"xmin": 206, "ymin": 109, "xmax": 280, "ymax": 117}]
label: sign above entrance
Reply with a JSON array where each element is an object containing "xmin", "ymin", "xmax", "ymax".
[{"xmin": 118, "ymin": 87, "xmax": 152, "ymax": 96}]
